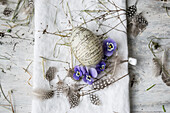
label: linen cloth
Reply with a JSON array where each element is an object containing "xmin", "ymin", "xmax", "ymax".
[{"xmin": 32, "ymin": 0, "xmax": 129, "ymax": 113}]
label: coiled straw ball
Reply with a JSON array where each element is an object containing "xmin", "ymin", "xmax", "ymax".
[{"xmin": 70, "ymin": 27, "xmax": 103, "ymax": 66}]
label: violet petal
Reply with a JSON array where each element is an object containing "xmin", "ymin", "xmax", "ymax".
[
  {"xmin": 80, "ymin": 66, "xmax": 87, "ymax": 75},
  {"xmin": 104, "ymin": 51, "xmax": 113, "ymax": 56},
  {"xmin": 74, "ymin": 65, "xmax": 80, "ymax": 72},
  {"xmin": 89, "ymin": 68, "xmax": 98, "ymax": 78},
  {"xmin": 83, "ymin": 75, "xmax": 87, "ymax": 83}
]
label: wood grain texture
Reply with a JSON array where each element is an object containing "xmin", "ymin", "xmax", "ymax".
[
  {"xmin": 128, "ymin": 0, "xmax": 170, "ymax": 113},
  {"xmin": 0, "ymin": 0, "xmax": 170, "ymax": 113}
]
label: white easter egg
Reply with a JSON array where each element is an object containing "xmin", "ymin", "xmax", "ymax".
[{"xmin": 70, "ymin": 27, "xmax": 103, "ymax": 66}]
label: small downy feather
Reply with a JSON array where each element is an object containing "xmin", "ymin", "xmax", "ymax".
[
  {"xmin": 128, "ymin": 12, "xmax": 148, "ymax": 38},
  {"xmin": 152, "ymin": 58, "xmax": 162, "ymax": 77},
  {"xmin": 45, "ymin": 67, "xmax": 57, "ymax": 82},
  {"xmin": 66, "ymin": 68, "xmax": 75, "ymax": 80},
  {"xmin": 161, "ymin": 49, "xmax": 170, "ymax": 86},
  {"xmin": 21, "ymin": 0, "xmax": 34, "ymax": 15},
  {"xmin": 56, "ymin": 75, "xmax": 69, "ymax": 97},
  {"xmin": 3, "ymin": 7, "xmax": 13, "ymax": 17},
  {"xmin": 32, "ymin": 89, "xmax": 55, "ymax": 100},
  {"xmin": 0, "ymin": 0, "xmax": 7, "ymax": 5}
]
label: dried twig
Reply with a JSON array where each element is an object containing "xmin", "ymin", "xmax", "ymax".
[
  {"xmin": 23, "ymin": 68, "xmax": 32, "ymax": 87},
  {"xmin": 101, "ymin": 19, "xmax": 126, "ymax": 36},
  {"xmin": 67, "ymin": 2, "xmax": 73, "ymax": 27},
  {"xmin": 11, "ymin": 0, "xmax": 22, "ymax": 22},
  {"xmin": 8, "ymin": 91, "xmax": 15, "ymax": 113},
  {"xmin": 25, "ymin": 60, "xmax": 33, "ymax": 72},
  {"xmin": 0, "ymin": 83, "xmax": 11, "ymax": 104},
  {"xmin": 40, "ymin": 56, "xmax": 70, "ymax": 65},
  {"xmin": 0, "ymin": 55, "xmax": 10, "ymax": 60},
  {"xmin": 148, "ymin": 36, "xmax": 170, "ymax": 58},
  {"xmin": 42, "ymin": 58, "xmax": 46, "ymax": 79},
  {"xmin": 98, "ymin": 0, "xmax": 126, "ymax": 29}
]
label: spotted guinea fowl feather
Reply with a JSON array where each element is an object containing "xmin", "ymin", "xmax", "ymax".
[
  {"xmin": 90, "ymin": 94, "xmax": 101, "ymax": 106},
  {"xmin": 32, "ymin": 89, "xmax": 55, "ymax": 100},
  {"xmin": 128, "ymin": 12, "xmax": 148, "ymax": 38},
  {"xmin": 67, "ymin": 87, "xmax": 80, "ymax": 109},
  {"xmin": 126, "ymin": 0, "xmax": 139, "ymax": 19}
]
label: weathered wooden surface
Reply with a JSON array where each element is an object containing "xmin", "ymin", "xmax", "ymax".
[
  {"xmin": 128, "ymin": 0, "xmax": 170, "ymax": 112},
  {"xmin": 0, "ymin": 0, "xmax": 170, "ymax": 113}
]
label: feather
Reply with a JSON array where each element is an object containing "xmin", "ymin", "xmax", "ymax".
[
  {"xmin": 126, "ymin": 5, "xmax": 137, "ymax": 19},
  {"xmin": 67, "ymin": 88, "xmax": 80, "ymax": 109},
  {"xmin": 92, "ymin": 77, "xmax": 115, "ymax": 90},
  {"xmin": 45, "ymin": 67, "xmax": 57, "ymax": 82},
  {"xmin": 161, "ymin": 72, "xmax": 170, "ymax": 86},
  {"xmin": 161, "ymin": 49, "xmax": 170, "ymax": 86},
  {"xmin": 32, "ymin": 89, "xmax": 55, "ymax": 100},
  {"xmin": 0, "ymin": 0, "xmax": 7, "ymax": 5},
  {"xmin": 90, "ymin": 94, "xmax": 101, "ymax": 105},
  {"xmin": 162, "ymin": 49, "xmax": 167, "ymax": 67},
  {"xmin": 3, "ymin": 7, "xmax": 13, "ymax": 17},
  {"xmin": 67, "ymin": 68, "xmax": 75, "ymax": 80},
  {"xmin": 128, "ymin": 12, "xmax": 148, "ymax": 38},
  {"xmin": 92, "ymin": 73, "xmax": 129, "ymax": 90},
  {"xmin": 105, "ymin": 51, "xmax": 124, "ymax": 76},
  {"xmin": 152, "ymin": 58, "xmax": 162, "ymax": 77},
  {"xmin": 126, "ymin": 0, "xmax": 138, "ymax": 19},
  {"xmin": 56, "ymin": 75, "xmax": 69, "ymax": 97},
  {"xmin": 21, "ymin": 0, "xmax": 34, "ymax": 15}
]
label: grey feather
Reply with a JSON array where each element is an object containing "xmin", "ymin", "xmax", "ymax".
[
  {"xmin": 152, "ymin": 58, "xmax": 162, "ymax": 77},
  {"xmin": 32, "ymin": 89, "xmax": 55, "ymax": 100},
  {"xmin": 3, "ymin": 7, "xmax": 13, "ymax": 17},
  {"xmin": 45, "ymin": 67, "xmax": 57, "ymax": 82},
  {"xmin": 162, "ymin": 49, "xmax": 167, "ymax": 67},
  {"xmin": 161, "ymin": 49, "xmax": 170, "ymax": 86},
  {"xmin": 128, "ymin": 12, "xmax": 148, "ymax": 38},
  {"xmin": 56, "ymin": 75, "xmax": 69, "ymax": 97},
  {"xmin": 161, "ymin": 72, "xmax": 170, "ymax": 86},
  {"xmin": 0, "ymin": 0, "xmax": 7, "ymax": 5},
  {"xmin": 67, "ymin": 68, "xmax": 75, "ymax": 81}
]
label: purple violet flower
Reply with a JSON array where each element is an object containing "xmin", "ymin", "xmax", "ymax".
[
  {"xmin": 73, "ymin": 65, "xmax": 83, "ymax": 80},
  {"xmin": 103, "ymin": 38, "xmax": 117, "ymax": 56},
  {"xmin": 83, "ymin": 74, "xmax": 94, "ymax": 85},
  {"xmin": 96, "ymin": 61, "xmax": 106, "ymax": 74},
  {"xmin": 83, "ymin": 68, "xmax": 98, "ymax": 85}
]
